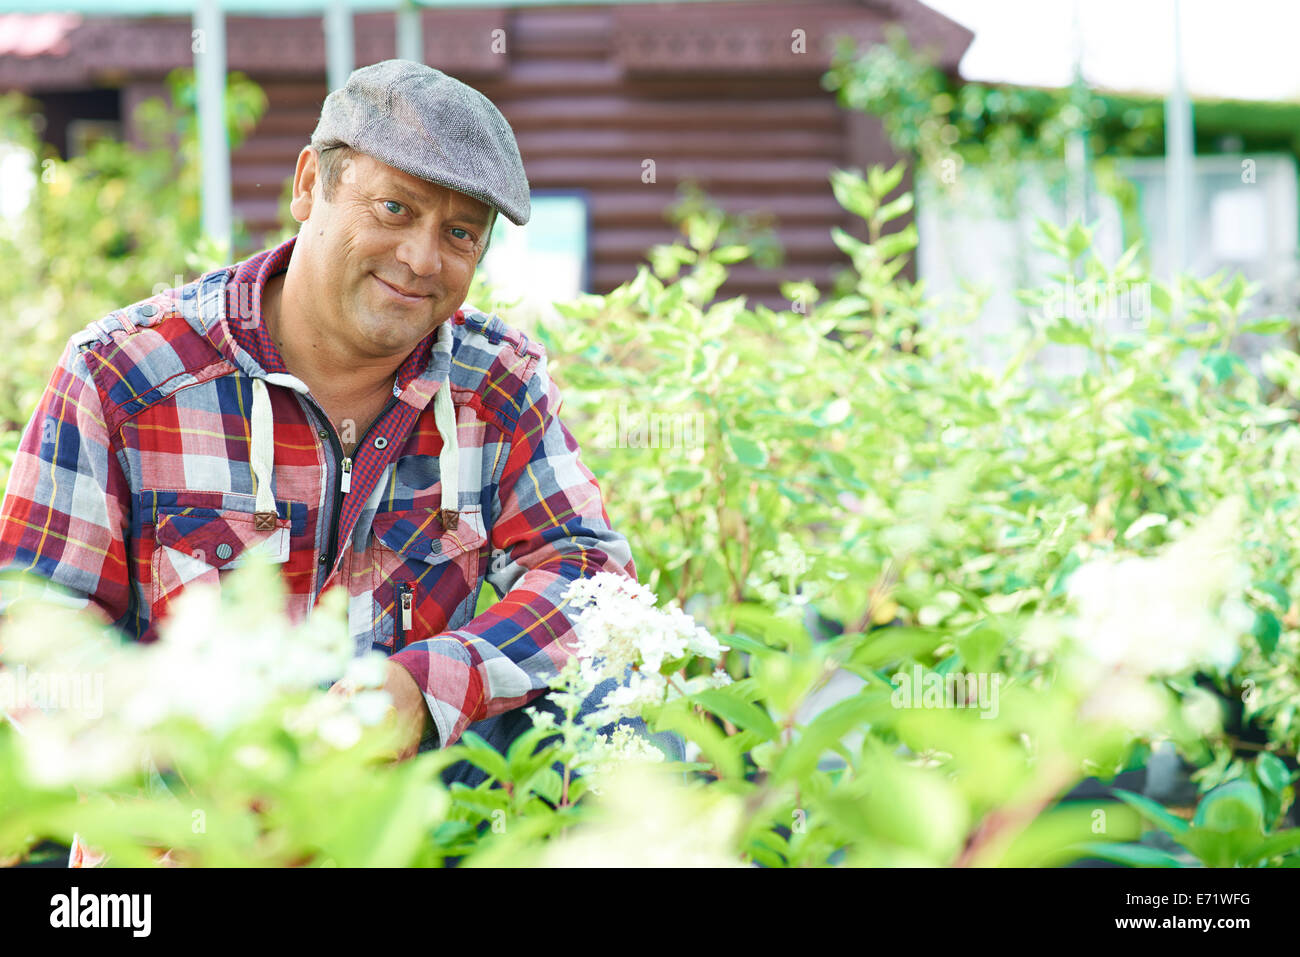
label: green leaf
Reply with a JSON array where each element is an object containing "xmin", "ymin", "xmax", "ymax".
[
  {"xmin": 874, "ymin": 161, "xmax": 906, "ymax": 197},
  {"xmin": 1193, "ymin": 780, "xmax": 1265, "ymax": 833},
  {"xmin": 1151, "ymin": 282, "xmax": 1173, "ymax": 314},
  {"xmin": 690, "ymin": 687, "xmax": 779, "ymax": 740},
  {"xmin": 1255, "ymin": 752, "xmax": 1293, "ymax": 794},
  {"xmin": 829, "ymin": 168, "xmax": 876, "ymax": 220},
  {"xmin": 1223, "ymin": 272, "xmax": 1250, "ymax": 311},
  {"xmin": 876, "ymin": 192, "xmax": 914, "ymax": 225},
  {"xmin": 1065, "ymin": 222, "xmax": 1092, "ymax": 260},
  {"xmin": 506, "ymin": 726, "xmax": 560, "ymax": 784},
  {"xmin": 774, "ymin": 691, "xmax": 890, "ymax": 783},
  {"xmin": 812, "ymin": 398, "xmax": 852, "ymax": 427},
  {"xmin": 1239, "ymin": 827, "xmax": 1300, "ymax": 866},
  {"xmin": 651, "ymin": 700, "xmax": 744, "ymax": 780},
  {"xmin": 1243, "ymin": 315, "xmax": 1291, "ymax": 335},
  {"xmin": 874, "ymin": 224, "xmax": 918, "ymax": 260},
  {"xmin": 1253, "ymin": 610, "xmax": 1281, "ymax": 655},
  {"xmin": 1202, "ymin": 352, "xmax": 1242, "ymax": 385},
  {"xmin": 1122, "ymin": 513, "xmax": 1168, "ymax": 541},
  {"xmin": 719, "ymin": 631, "xmax": 778, "ymax": 657},
  {"xmin": 849, "ymin": 626, "xmax": 946, "ymax": 669},
  {"xmin": 523, "ymin": 766, "xmax": 564, "ymax": 806},
  {"xmin": 1262, "ymin": 349, "xmax": 1300, "ymax": 395},
  {"xmin": 1066, "ymin": 841, "xmax": 1186, "ymax": 867},
  {"xmin": 664, "ymin": 468, "xmax": 707, "ymax": 493},
  {"xmin": 1255, "ymin": 581, "xmax": 1290, "ymax": 609},
  {"xmin": 726, "ymin": 434, "xmax": 769, "ymax": 467},
  {"xmin": 954, "ymin": 626, "xmax": 1005, "ymax": 675},
  {"xmin": 456, "ymin": 731, "xmax": 509, "ymax": 783},
  {"xmin": 712, "ymin": 245, "xmax": 750, "ymax": 264},
  {"xmin": 818, "ymin": 741, "xmax": 967, "ymax": 858},
  {"xmin": 1045, "ymin": 319, "xmax": 1091, "ymax": 347},
  {"xmin": 687, "ymin": 215, "xmax": 721, "ymax": 252},
  {"xmin": 1111, "ymin": 788, "xmax": 1190, "ymax": 836},
  {"xmin": 449, "ymin": 782, "xmax": 510, "ymax": 818},
  {"xmin": 1175, "ymin": 829, "xmax": 1239, "ymax": 868}
]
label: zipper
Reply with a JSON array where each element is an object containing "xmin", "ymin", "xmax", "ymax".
[
  {"xmin": 396, "ymin": 582, "xmax": 413, "ymax": 651},
  {"xmin": 306, "ymin": 394, "xmax": 401, "ymax": 589}
]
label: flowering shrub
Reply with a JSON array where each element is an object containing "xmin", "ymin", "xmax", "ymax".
[
  {"xmin": 0, "ymin": 558, "xmax": 444, "ymax": 867},
  {"xmin": 4, "ymin": 152, "xmax": 1300, "ymax": 866}
]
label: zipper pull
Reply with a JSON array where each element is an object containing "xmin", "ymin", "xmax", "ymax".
[
  {"xmin": 400, "ymin": 584, "xmax": 413, "ymax": 635},
  {"xmin": 340, "ymin": 456, "xmax": 352, "ymax": 494}
]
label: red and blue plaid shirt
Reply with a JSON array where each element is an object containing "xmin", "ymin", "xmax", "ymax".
[{"xmin": 0, "ymin": 235, "xmax": 636, "ymax": 748}]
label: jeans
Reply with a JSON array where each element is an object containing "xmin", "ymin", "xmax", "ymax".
[{"xmin": 434, "ymin": 676, "xmax": 686, "ymax": 790}]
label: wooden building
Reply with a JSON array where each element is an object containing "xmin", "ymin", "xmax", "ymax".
[{"xmin": 0, "ymin": 1, "xmax": 971, "ymax": 308}]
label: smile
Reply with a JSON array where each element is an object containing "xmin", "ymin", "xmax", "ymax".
[{"xmin": 372, "ymin": 274, "xmax": 429, "ymax": 304}]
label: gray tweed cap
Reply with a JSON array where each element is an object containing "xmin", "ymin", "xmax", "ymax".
[{"xmin": 310, "ymin": 59, "xmax": 530, "ymax": 226}]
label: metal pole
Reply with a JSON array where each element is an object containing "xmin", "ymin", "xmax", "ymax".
[
  {"xmin": 397, "ymin": 0, "xmax": 423, "ymax": 64},
  {"xmin": 1065, "ymin": 0, "xmax": 1087, "ymax": 228},
  {"xmin": 325, "ymin": 0, "xmax": 354, "ymax": 92},
  {"xmin": 1165, "ymin": 0, "xmax": 1193, "ymax": 283},
  {"xmin": 194, "ymin": 0, "xmax": 231, "ymax": 253}
]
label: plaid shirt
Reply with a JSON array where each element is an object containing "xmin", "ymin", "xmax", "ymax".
[{"xmin": 0, "ymin": 236, "xmax": 636, "ymax": 749}]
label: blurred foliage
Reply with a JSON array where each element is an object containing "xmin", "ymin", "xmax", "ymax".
[
  {"xmin": 5, "ymin": 159, "xmax": 1300, "ymax": 866},
  {"xmin": 822, "ymin": 27, "xmax": 1162, "ymax": 221},
  {"xmin": 3, "ymin": 64, "xmax": 1300, "ymax": 867},
  {"xmin": 0, "ymin": 68, "xmax": 266, "ymax": 482}
]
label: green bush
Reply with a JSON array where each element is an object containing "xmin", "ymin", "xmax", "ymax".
[
  {"xmin": 4, "ymin": 147, "xmax": 1300, "ymax": 866},
  {"xmin": 0, "ymin": 70, "xmax": 267, "ymax": 485}
]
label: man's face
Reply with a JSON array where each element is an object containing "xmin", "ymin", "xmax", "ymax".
[{"xmin": 288, "ymin": 148, "xmax": 493, "ymax": 361}]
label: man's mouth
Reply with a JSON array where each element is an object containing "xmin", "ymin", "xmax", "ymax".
[{"xmin": 372, "ymin": 274, "xmax": 430, "ymax": 303}]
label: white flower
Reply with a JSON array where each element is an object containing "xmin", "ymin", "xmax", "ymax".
[
  {"xmin": 560, "ymin": 572, "xmax": 726, "ymax": 708},
  {"xmin": 317, "ymin": 712, "xmax": 363, "ymax": 750},
  {"xmin": 1180, "ymin": 687, "xmax": 1224, "ymax": 736},
  {"xmin": 538, "ymin": 762, "xmax": 747, "ymax": 868},
  {"xmin": 348, "ymin": 689, "xmax": 395, "ymax": 726},
  {"xmin": 527, "ymin": 708, "xmax": 557, "ymax": 732},
  {"xmin": 1079, "ymin": 675, "xmax": 1169, "ymax": 732},
  {"xmin": 20, "ymin": 721, "xmax": 140, "ymax": 789},
  {"xmin": 342, "ymin": 650, "xmax": 390, "ymax": 690},
  {"xmin": 1065, "ymin": 497, "xmax": 1248, "ymax": 680},
  {"xmin": 234, "ymin": 745, "xmax": 271, "ymax": 769},
  {"xmin": 759, "ymin": 533, "xmax": 812, "ymax": 581}
]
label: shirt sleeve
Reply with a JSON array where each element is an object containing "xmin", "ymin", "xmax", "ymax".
[
  {"xmin": 0, "ymin": 338, "xmax": 134, "ymax": 633},
  {"xmin": 388, "ymin": 349, "xmax": 636, "ymax": 749}
]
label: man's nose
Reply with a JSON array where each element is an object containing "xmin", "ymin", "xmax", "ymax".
[{"xmin": 395, "ymin": 230, "xmax": 441, "ymax": 278}]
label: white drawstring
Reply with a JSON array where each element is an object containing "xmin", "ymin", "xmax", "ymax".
[
  {"xmin": 250, "ymin": 377, "xmax": 277, "ymax": 523},
  {"xmin": 248, "ymin": 337, "xmax": 458, "ymax": 532},
  {"xmin": 433, "ymin": 376, "xmax": 459, "ymax": 530}
]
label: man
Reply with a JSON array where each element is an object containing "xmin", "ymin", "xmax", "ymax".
[{"xmin": 0, "ymin": 60, "xmax": 654, "ymax": 774}]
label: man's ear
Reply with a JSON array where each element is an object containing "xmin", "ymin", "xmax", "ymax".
[{"xmin": 288, "ymin": 146, "xmax": 318, "ymax": 223}]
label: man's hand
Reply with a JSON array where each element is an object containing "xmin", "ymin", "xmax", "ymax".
[{"xmin": 329, "ymin": 659, "xmax": 431, "ymax": 762}]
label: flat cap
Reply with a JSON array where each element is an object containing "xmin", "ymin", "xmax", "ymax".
[{"xmin": 310, "ymin": 59, "xmax": 530, "ymax": 226}]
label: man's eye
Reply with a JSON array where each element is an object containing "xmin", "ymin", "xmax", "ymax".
[
  {"xmin": 382, "ymin": 200, "xmax": 406, "ymax": 215},
  {"xmin": 450, "ymin": 227, "xmax": 472, "ymax": 242}
]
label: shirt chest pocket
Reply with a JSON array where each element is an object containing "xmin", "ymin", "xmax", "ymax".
[
  {"xmin": 149, "ymin": 501, "xmax": 295, "ymax": 623},
  {"xmin": 367, "ymin": 506, "xmax": 487, "ymax": 652}
]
